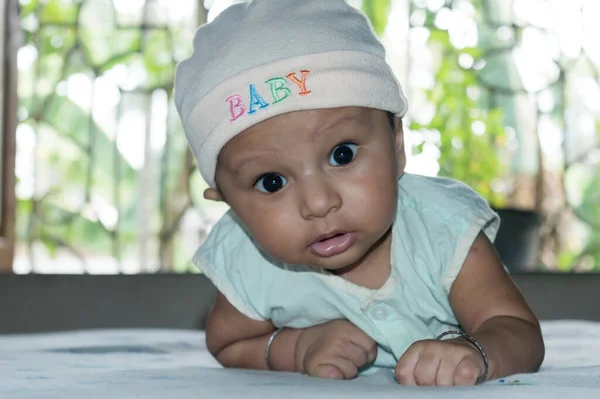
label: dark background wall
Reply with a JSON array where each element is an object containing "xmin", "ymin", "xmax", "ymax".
[{"xmin": 1, "ymin": 273, "xmax": 599, "ymax": 334}]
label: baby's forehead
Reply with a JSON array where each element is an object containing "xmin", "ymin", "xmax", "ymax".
[
  {"xmin": 217, "ymin": 107, "xmax": 390, "ymax": 167},
  {"xmin": 227, "ymin": 107, "xmax": 374, "ymax": 144}
]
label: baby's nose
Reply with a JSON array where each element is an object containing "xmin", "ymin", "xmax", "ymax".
[{"xmin": 298, "ymin": 175, "xmax": 342, "ymax": 220}]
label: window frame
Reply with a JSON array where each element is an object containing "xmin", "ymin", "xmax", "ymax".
[{"xmin": 0, "ymin": 0, "xmax": 18, "ymax": 271}]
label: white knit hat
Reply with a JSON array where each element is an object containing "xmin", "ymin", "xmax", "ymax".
[{"xmin": 174, "ymin": 0, "xmax": 409, "ymax": 188}]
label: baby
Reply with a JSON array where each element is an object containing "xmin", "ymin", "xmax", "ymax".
[{"xmin": 174, "ymin": 0, "xmax": 544, "ymax": 386}]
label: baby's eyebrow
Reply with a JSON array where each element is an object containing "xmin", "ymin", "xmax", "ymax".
[
  {"xmin": 312, "ymin": 115, "xmax": 368, "ymax": 139},
  {"xmin": 230, "ymin": 151, "xmax": 278, "ymax": 173}
]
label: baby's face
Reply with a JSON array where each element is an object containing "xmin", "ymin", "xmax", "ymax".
[{"xmin": 212, "ymin": 106, "xmax": 405, "ymax": 271}]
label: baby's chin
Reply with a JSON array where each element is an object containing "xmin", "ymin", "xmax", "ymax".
[
  {"xmin": 268, "ymin": 254, "xmax": 357, "ymax": 274},
  {"xmin": 257, "ymin": 242, "xmax": 368, "ymax": 272},
  {"xmin": 321, "ymin": 262, "xmax": 360, "ymax": 276},
  {"xmin": 321, "ymin": 266, "xmax": 351, "ymax": 276},
  {"xmin": 304, "ymin": 254, "xmax": 364, "ymax": 275}
]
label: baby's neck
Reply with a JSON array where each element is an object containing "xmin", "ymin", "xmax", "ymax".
[{"xmin": 339, "ymin": 228, "xmax": 392, "ymax": 290}]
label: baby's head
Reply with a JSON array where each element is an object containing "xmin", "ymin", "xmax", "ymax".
[{"xmin": 175, "ymin": 0, "xmax": 409, "ymax": 271}]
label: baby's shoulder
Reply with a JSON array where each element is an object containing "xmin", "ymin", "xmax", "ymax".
[
  {"xmin": 392, "ymin": 174, "xmax": 501, "ymax": 294},
  {"xmin": 198, "ymin": 210, "xmax": 247, "ymax": 251},
  {"xmin": 196, "ymin": 209, "xmax": 308, "ymax": 273},
  {"xmin": 195, "ymin": 209, "xmax": 266, "ymax": 270},
  {"xmin": 396, "ymin": 173, "xmax": 492, "ymax": 221}
]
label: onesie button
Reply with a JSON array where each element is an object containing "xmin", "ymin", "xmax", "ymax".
[{"xmin": 371, "ymin": 306, "xmax": 389, "ymax": 321}]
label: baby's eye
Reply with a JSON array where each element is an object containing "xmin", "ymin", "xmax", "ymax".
[
  {"xmin": 329, "ymin": 143, "xmax": 359, "ymax": 166},
  {"xmin": 254, "ymin": 173, "xmax": 287, "ymax": 193}
]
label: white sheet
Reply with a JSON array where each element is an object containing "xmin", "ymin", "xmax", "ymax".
[{"xmin": 1, "ymin": 320, "xmax": 599, "ymax": 398}]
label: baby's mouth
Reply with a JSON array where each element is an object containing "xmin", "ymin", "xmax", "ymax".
[{"xmin": 309, "ymin": 231, "xmax": 356, "ymax": 258}]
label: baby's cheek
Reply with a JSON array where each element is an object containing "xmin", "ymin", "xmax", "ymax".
[
  {"xmin": 349, "ymin": 172, "xmax": 397, "ymax": 209},
  {"xmin": 245, "ymin": 219, "xmax": 302, "ymax": 262},
  {"xmin": 359, "ymin": 178, "xmax": 397, "ymax": 231}
]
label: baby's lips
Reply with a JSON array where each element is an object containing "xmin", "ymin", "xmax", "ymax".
[{"xmin": 309, "ymin": 232, "xmax": 356, "ymax": 257}]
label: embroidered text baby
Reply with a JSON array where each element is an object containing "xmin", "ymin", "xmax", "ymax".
[{"xmin": 226, "ymin": 70, "xmax": 312, "ymax": 122}]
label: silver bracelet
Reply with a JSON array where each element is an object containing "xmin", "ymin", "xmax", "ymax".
[
  {"xmin": 436, "ymin": 330, "xmax": 488, "ymax": 385},
  {"xmin": 265, "ymin": 327, "xmax": 285, "ymax": 370}
]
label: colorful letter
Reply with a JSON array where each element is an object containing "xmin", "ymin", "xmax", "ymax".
[
  {"xmin": 266, "ymin": 77, "xmax": 292, "ymax": 104},
  {"xmin": 286, "ymin": 70, "xmax": 312, "ymax": 96},
  {"xmin": 226, "ymin": 94, "xmax": 246, "ymax": 121},
  {"xmin": 248, "ymin": 84, "xmax": 270, "ymax": 115}
]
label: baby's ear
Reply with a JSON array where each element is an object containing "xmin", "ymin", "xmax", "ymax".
[
  {"xmin": 203, "ymin": 188, "xmax": 224, "ymax": 202},
  {"xmin": 394, "ymin": 119, "xmax": 406, "ymax": 176}
]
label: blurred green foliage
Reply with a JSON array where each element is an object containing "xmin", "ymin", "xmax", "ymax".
[{"xmin": 16, "ymin": 0, "xmax": 599, "ymax": 270}]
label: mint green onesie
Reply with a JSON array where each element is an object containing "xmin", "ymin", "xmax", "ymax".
[{"xmin": 195, "ymin": 173, "xmax": 500, "ymax": 373}]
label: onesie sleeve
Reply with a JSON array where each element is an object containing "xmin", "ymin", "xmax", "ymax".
[
  {"xmin": 193, "ymin": 210, "xmax": 274, "ymax": 321},
  {"xmin": 434, "ymin": 179, "xmax": 501, "ymax": 294}
]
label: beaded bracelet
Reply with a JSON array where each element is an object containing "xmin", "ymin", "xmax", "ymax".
[
  {"xmin": 436, "ymin": 330, "xmax": 488, "ymax": 385},
  {"xmin": 265, "ymin": 327, "xmax": 285, "ymax": 370}
]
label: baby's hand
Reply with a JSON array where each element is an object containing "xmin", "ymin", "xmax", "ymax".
[
  {"xmin": 395, "ymin": 338, "xmax": 485, "ymax": 386},
  {"xmin": 294, "ymin": 319, "xmax": 377, "ymax": 380}
]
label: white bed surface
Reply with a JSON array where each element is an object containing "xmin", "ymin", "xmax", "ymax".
[{"xmin": 1, "ymin": 320, "xmax": 599, "ymax": 398}]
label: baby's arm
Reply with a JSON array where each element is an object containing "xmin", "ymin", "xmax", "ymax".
[
  {"xmin": 448, "ymin": 232, "xmax": 544, "ymax": 380},
  {"xmin": 205, "ymin": 291, "xmax": 299, "ymax": 371},
  {"xmin": 396, "ymin": 232, "xmax": 544, "ymax": 385},
  {"xmin": 206, "ymin": 290, "xmax": 377, "ymax": 378}
]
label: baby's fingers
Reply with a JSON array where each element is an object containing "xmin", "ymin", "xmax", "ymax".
[
  {"xmin": 342, "ymin": 343, "xmax": 371, "ymax": 369},
  {"xmin": 395, "ymin": 348, "xmax": 420, "ymax": 386},
  {"xmin": 312, "ymin": 364, "xmax": 344, "ymax": 380},
  {"xmin": 348, "ymin": 328, "xmax": 378, "ymax": 364},
  {"xmin": 435, "ymin": 358, "xmax": 456, "ymax": 386},
  {"xmin": 413, "ymin": 354, "xmax": 441, "ymax": 386},
  {"xmin": 311, "ymin": 358, "xmax": 358, "ymax": 380},
  {"xmin": 454, "ymin": 358, "xmax": 482, "ymax": 386}
]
